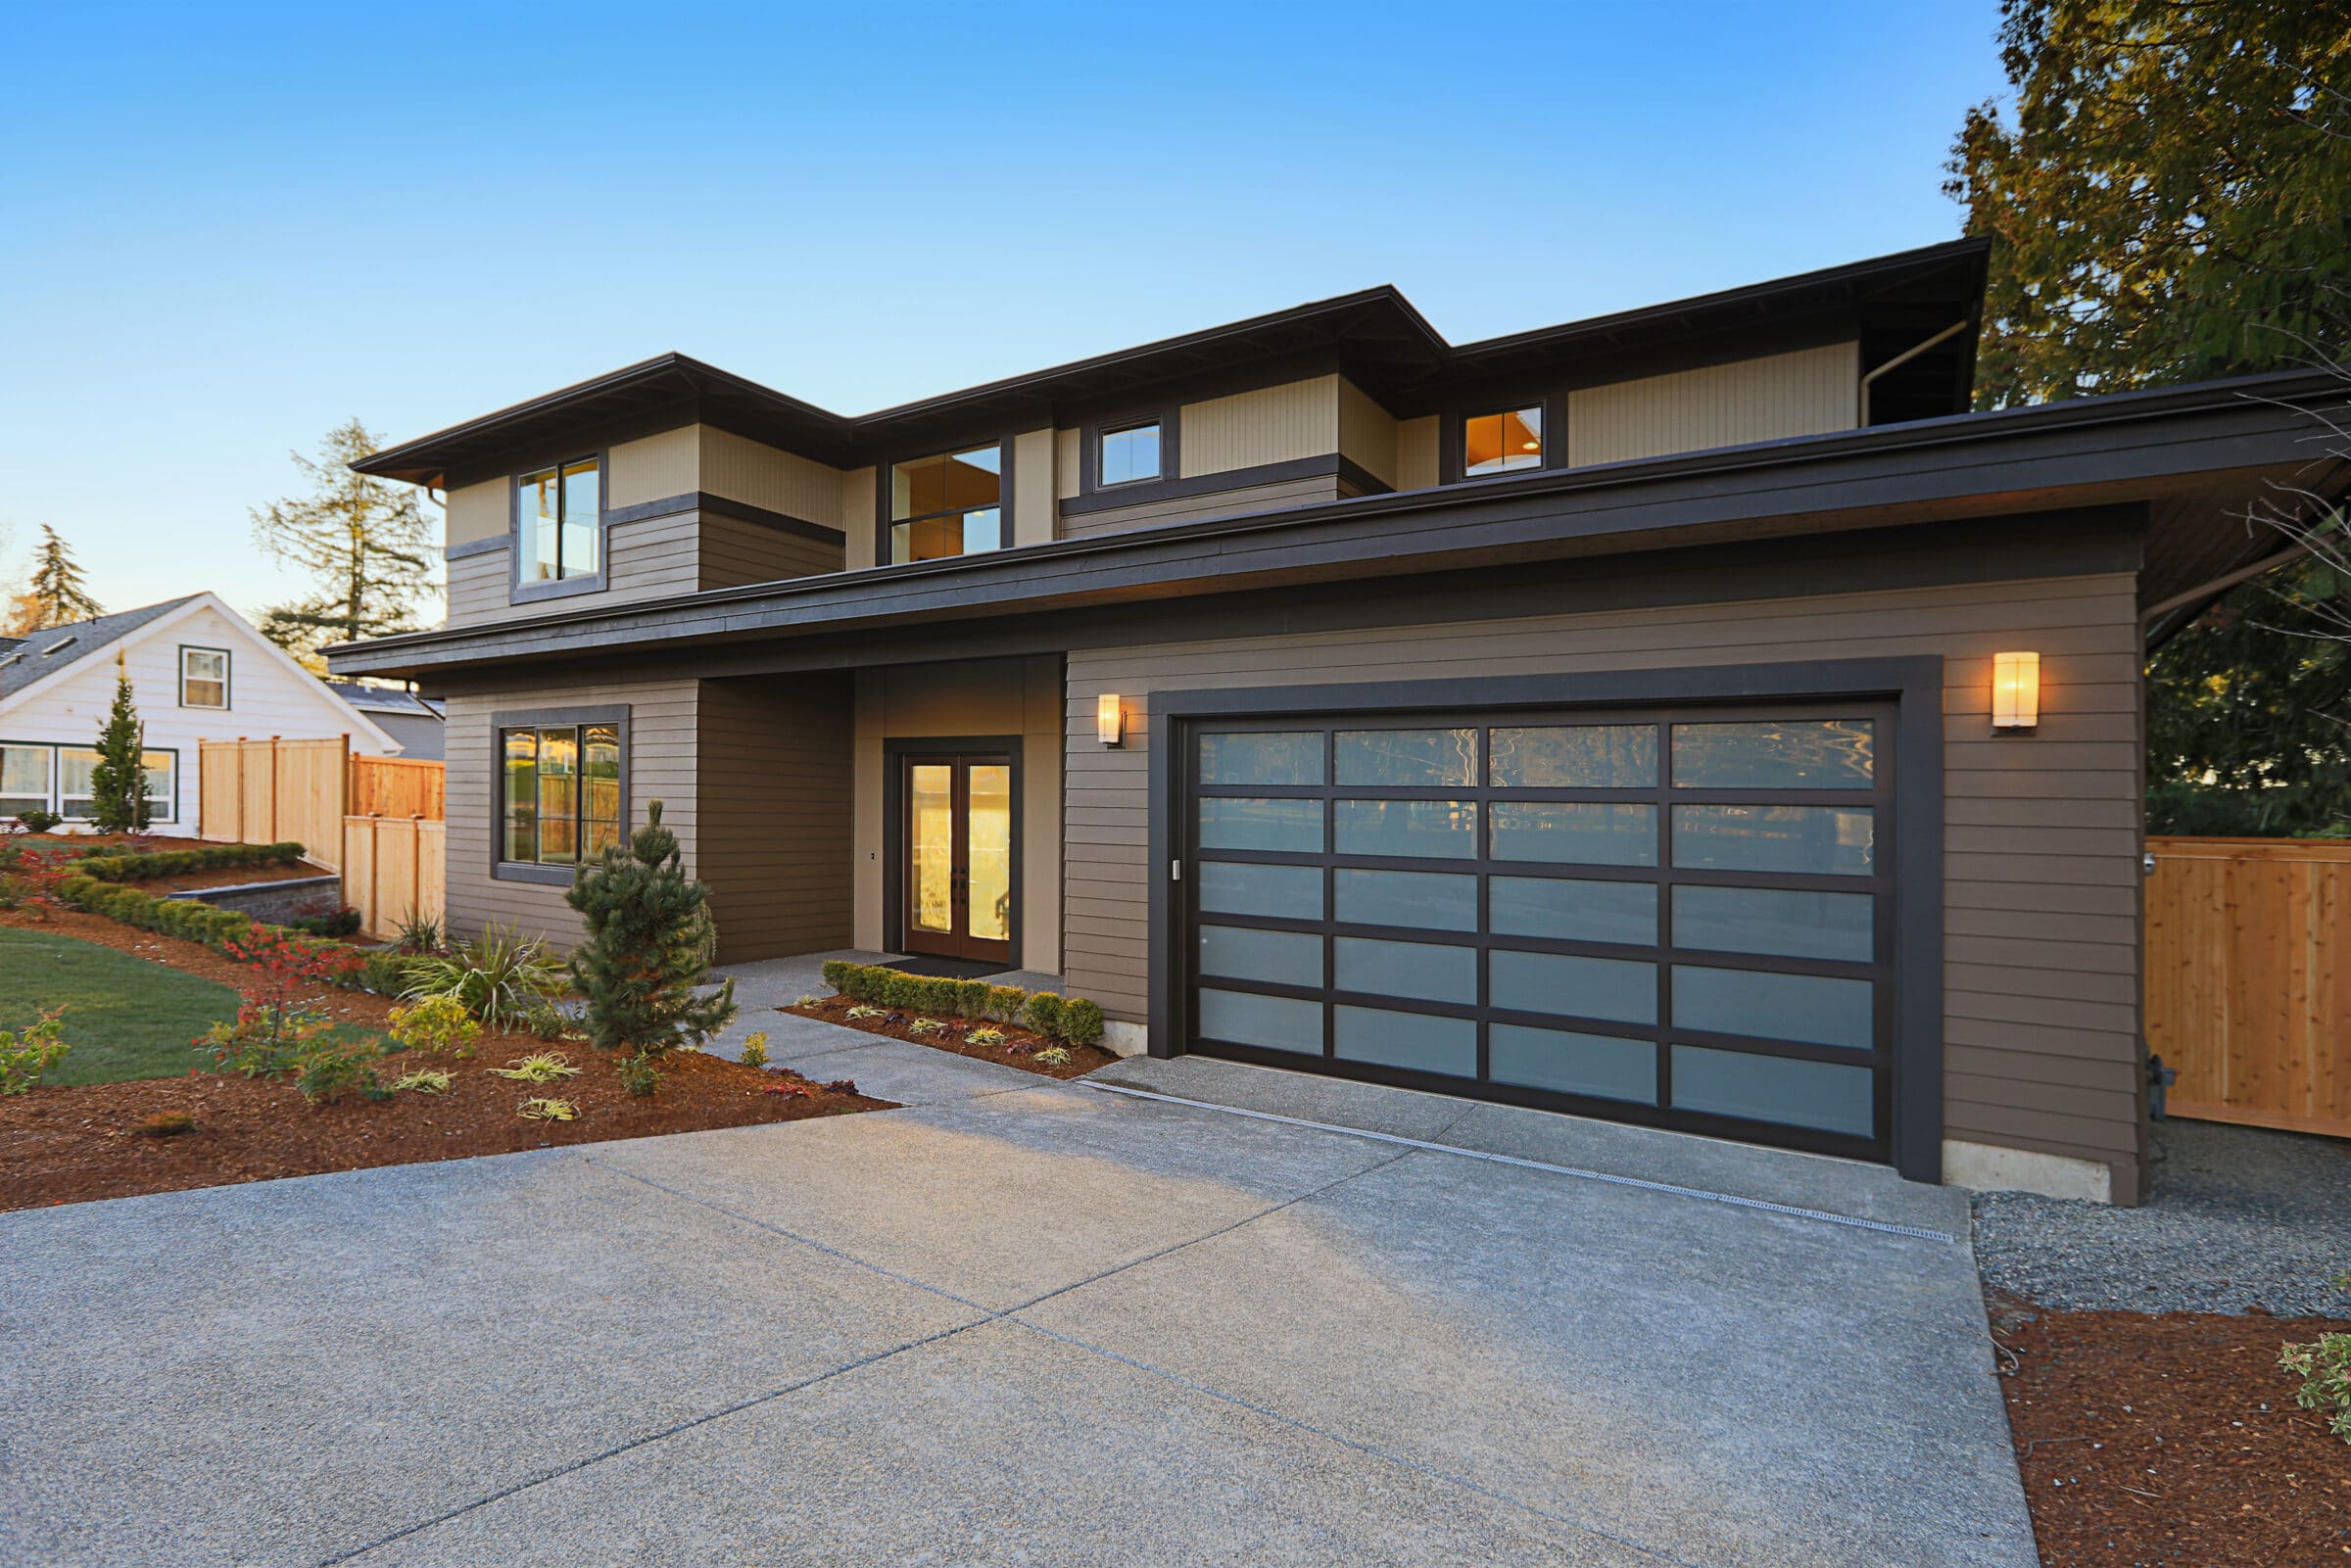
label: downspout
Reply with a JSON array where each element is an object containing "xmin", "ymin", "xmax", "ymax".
[{"xmin": 1858, "ymin": 320, "xmax": 1971, "ymax": 426}]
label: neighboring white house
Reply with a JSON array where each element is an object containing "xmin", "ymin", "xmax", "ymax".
[{"xmin": 0, "ymin": 594, "xmax": 403, "ymax": 836}]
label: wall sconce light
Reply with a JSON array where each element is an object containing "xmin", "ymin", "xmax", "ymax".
[
  {"xmin": 1096, "ymin": 692, "xmax": 1126, "ymax": 747},
  {"xmin": 1991, "ymin": 651, "xmax": 2040, "ymax": 733}
]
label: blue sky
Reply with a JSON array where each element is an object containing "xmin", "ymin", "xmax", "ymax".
[{"xmin": 0, "ymin": 1, "xmax": 2008, "ymax": 620}]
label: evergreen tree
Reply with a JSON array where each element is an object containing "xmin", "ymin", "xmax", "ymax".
[
  {"xmin": 564, "ymin": 799, "xmax": 737, "ymax": 1056},
  {"xmin": 6, "ymin": 526, "xmax": 104, "ymax": 633},
  {"xmin": 250, "ymin": 418, "xmax": 440, "ymax": 669},
  {"xmin": 87, "ymin": 658, "xmax": 152, "ymax": 834}
]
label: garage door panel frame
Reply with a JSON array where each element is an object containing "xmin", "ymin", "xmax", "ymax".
[{"xmin": 1149, "ymin": 658, "xmax": 1945, "ymax": 1182}]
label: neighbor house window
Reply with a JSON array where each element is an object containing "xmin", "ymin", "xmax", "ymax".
[
  {"xmin": 56, "ymin": 745, "xmax": 175, "ymax": 823},
  {"xmin": 0, "ymin": 744, "xmax": 53, "ymax": 818},
  {"xmin": 1464, "ymin": 406, "xmax": 1544, "ymax": 475},
  {"xmin": 889, "ymin": 446, "xmax": 1002, "ymax": 563},
  {"xmin": 501, "ymin": 722, "xmax": 622, "ymax": 866},
  {"xmin": 1098, "ymin": 420, "xmax": 1162, "ymax": 486},
  {"xmin": 180, "ymin": 646, "xmax": 229, "ymax": 708},
  {"xmin": 518, "ymin": 457, "xmax": 601, "ymax": 583}
]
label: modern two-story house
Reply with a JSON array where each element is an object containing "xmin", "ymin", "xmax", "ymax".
[{"xmin": 328, "ymin": 238, "xmax": 2344, "ymax": 1206}]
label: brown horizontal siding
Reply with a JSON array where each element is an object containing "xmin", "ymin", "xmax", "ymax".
[
  {"xmin": 700, "ymin": 513, "xmax": 843, "ymax": 591},
  {"xmin": 1061, "ymin": 568, "xmax": 2145, "ymax": 1192},
  {"xmin": 442, "ymin": 677, "xmax": 700, "ymax": 949},
  {"xmin": 698, "ymin": 674, "xmax": 853, "ymax": 961},
  {"xmin": 1056, "ymin": 474, "xmax": 1341, "ymax": 542}
]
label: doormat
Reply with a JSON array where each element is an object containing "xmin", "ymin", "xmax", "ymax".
[{"xmin": 880, "ymin": 954, "xmax": 1012, "ymax": 980}]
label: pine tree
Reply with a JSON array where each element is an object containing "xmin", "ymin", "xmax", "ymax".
[
  {"xmin": 6, "ymin": 526, "xmax": 104, "ymax": 634},
  {"xmin": 564, "ymin": 799, "xmax": 737, "ymax": 1056},
  {"xmin": 88, "ymin": 658, "xmax": 152, "ymax": 834},
  {"xmin": 250, "ymin": 418, "xmax": 440, "ymax": 669}
]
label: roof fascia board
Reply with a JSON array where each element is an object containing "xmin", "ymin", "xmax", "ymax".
[{"xmin": 327, "ymin": 372, "xmax": 2338, "ymax": 678}]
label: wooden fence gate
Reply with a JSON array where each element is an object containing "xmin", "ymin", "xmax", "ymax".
[{"xmin": 2145, "ymin": 835, "xmax": 2351, "ymax": 1139}]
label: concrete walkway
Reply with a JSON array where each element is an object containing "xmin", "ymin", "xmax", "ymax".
[{"xmin": 0, "ymin": 1032, "xmax": 2037, "ymax": 1568}]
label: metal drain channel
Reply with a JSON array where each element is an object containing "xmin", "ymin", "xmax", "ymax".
[{"xmin": 1080, "ymin": 1080, "xmax": 1960, "ymax": 1246}]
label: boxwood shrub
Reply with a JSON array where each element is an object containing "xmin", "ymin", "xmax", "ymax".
[
  {"xmin": 73, "ymin": 841, "xmax": 308, "ymax": 885},
  {"xmin": 56, "ymin": 870, "xmax": 393, "ymax": 995},
  {"xmin": 817, "ymin": 961, "xmax": 1107, "ymax": 1044}
]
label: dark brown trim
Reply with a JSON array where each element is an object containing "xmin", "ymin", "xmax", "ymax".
[
  {"xmin": 508, "ymin": 451, "xmax": 609, "ymax": 606},
  {"xmin": 487, "ymin": 702, "xmax": 631, "ymax": 887},
  {"xmin": 1078, "ymin": 406, "xmax": 1177, "ymax": 497},
  {"xmin": 601, "ymin": 491, "xmax": 845, "ymax": 545}
]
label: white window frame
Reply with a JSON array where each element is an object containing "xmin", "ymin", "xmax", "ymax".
[
  {"xmin": 52, "ymin": 744, "xmax": 178, "ymax": 825},
  {"xmin": 179, "ymin": 645, "xmax": 230, "ymax": 709}
]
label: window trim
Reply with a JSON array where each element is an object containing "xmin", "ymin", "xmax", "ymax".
[
  {"xmin": 0, "ymin": 738, "xmax": 58, "ymax": 820},
  {"xmin": 509, "ymin": 451, "xmax": 608, "ymax": 605},
  {"xmin": 28, "ymin": 740, "xmax": 180, "ymax": 825},
  {"xmin": 178, "ymin": 644, "xmax": 231, "ymax": 710},
  {"xmin": 490, "ymin": 703, "xmax": 631, "ymax": 884},
  {"xmin": 1460, "ymin": 402, "xmax": 1550, "ymax": 481},
  {"xmin": 1083, "ymin": 412, "xmax": 1174, "ymax": 494},
  {"xmin": 877, "ymin": 440, "xmax": 1011, "ymax": 566}
]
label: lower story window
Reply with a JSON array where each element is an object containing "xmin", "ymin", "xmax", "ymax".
[
  {"xmin": 0, "ymin": 743, "xmax": 176, "ymax": 823},
  {"xmin": 502, "ymin": 722, "xmax": 621, "ymax": 866}
]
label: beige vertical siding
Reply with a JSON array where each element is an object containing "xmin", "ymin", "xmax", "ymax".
[
  {"xmin": 1054, "ymin": 429, "xmax": 1081, "ymax": 500},
  {"xmin": 1012, "ymin": 428, "xmax": 1057, "ymax": 546},
  {"xmin": 850, "ymin": 657, "xmax": 1063, "ymax": 973},
  {"xmin": 1179, "ymin": 375, "xmax": 1339, "ymax": 477},
  {"xmin": 1337, "ymin": 378, "xmax": 1398, "ymax": 488},
  {"xmin": 1394, "ymin": 415, "xmax": 1439, "ymax": 491},
  {"xmin": 840, "ymin": 468, "xmax": 877, "ymax": 569},
  {"xmin": 442, "ymin": 676, "xmax": 701, "ymax": 949},
  {"xmin": 698, "ymin": 674, "xmax": 854, "ymax": 961},
  {"xmin": 1057, "ymin": 474, "xmax": 1342, "ymax": 542},
  {"xmin": 1061, "ymin": 571, "xmax": 2145, "ymax": 1191},
  {"xmin": 698, "ymin": 514, "xmax": 842, "ymax": 590},
  {"xmin": 446, "ymin": 480, "xmax": 507, "ymax": 547},
  {"xmin": 700, "ymin": 426, "xmax": 847, "ymax": 528},
  {"xmin": 607, "ymin": 427, "xmax": 700, "ymax": 507},
  {"xmin": 1566, "ymin": 342, "xmax": 1861, "ymax": 466}
]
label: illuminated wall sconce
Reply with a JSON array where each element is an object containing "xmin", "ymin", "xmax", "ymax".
[
  {"xmin": 1991, "ymin": 651, "xmax": 2040, "ymax": 733},
  {"xmin": 1096, "ymin": 692, "xmax": 1126, "ymax": 747}
]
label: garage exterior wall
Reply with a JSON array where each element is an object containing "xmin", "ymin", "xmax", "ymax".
[{"xmin": 1061, "ymin": 569, "xmax": 2145, "ymax": 1195}]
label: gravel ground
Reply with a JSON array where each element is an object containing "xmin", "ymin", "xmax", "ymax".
[{"xmin": 1972, "ymin": 1117, "xmax": 2351, "ymax": 1316}]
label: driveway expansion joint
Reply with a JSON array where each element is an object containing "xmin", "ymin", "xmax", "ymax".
[{"xmin": 1082, "ymin": 1080, "xmax": 1961, "ymax": 1245}]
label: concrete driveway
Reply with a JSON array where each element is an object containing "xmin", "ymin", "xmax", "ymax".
[{"xmin": 0, "ymin": 1024, "xmax": 2036, "ymax": 1568}]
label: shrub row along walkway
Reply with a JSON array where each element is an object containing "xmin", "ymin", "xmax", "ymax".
[{"xmin": 0, "ymin": 1018, "xmax": 2037, "ymax": 1567}]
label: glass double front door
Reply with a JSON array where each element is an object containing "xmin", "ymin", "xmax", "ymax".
[{"xmin": 902, "ymin": 754, "xmax": 1014, "ymax": 963}]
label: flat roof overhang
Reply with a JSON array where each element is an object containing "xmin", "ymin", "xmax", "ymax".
[{"xmin": 331, "ymin": 369, "xmax": 2349, "ymax": 683}]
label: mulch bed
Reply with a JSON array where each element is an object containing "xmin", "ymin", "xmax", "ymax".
[
  {"xmin": 0, "ymin": 909, "xmax": 894, "ymax": 1212},
  {"xmin": 781, "ymin": 994, "xmax": 1117, "ymax": 1079},
  {"xmin": 1991, "ymin": 1292, "xmax": 2351, "ymax": 1565},
  {"xmin": 95, "ymin": 858, "xmax": 339, "ymax": 895}
]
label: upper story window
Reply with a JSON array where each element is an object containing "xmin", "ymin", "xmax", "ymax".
[
  {"xmin": 518, "ymin": 457, "xmax": 601, "ymax": 582},
  {"xmin": 889, "ymin": 446, "xmax": 1002, "ymax": 563},
  {"xmin": 1098, "ymin": 420, "xmax": 1162, "ymax": 486},
  {"xmin": 179, "ymin": 646, "xmax": 229, "ymax": 708},
  {"xmin": 1465, "ymin": 406, "xmax": 1544, "ymax": 476}
]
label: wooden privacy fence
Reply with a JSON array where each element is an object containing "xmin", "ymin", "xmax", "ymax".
[
  {"xmin": 343, "ymin": 816, "xmax": 446, "ymax": 941},
  {"xmin": 350, "ymin": 755, "xmax": 446, "ymax": 820},
  {"xmin": 198, "ymin": 736, "xmax": 352, "ymax": 871},
  {"xmin": 2146, "ymin": 835, "xmax": 2351, "ymax": 1139}
]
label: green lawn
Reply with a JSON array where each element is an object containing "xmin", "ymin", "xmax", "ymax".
[{"xmin": 0, "ymin": 927, "xmax": 242, "ymax": 1086}]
